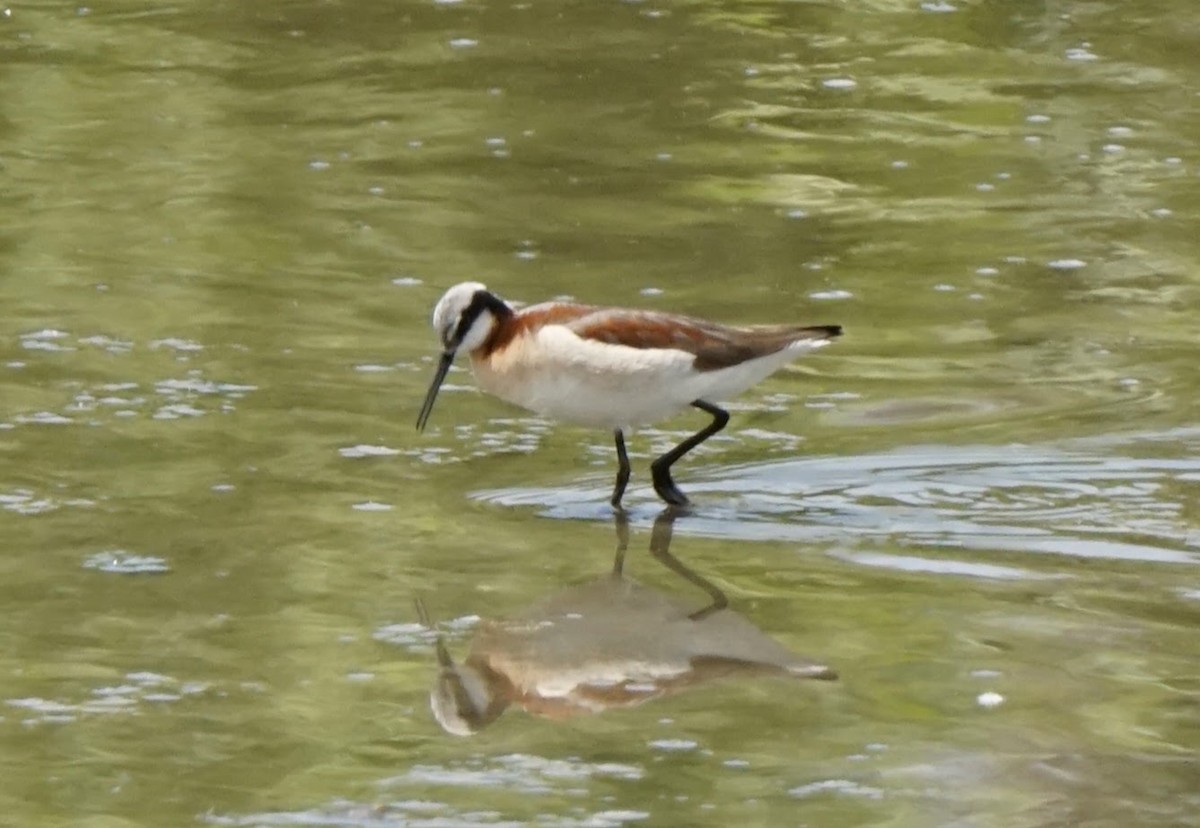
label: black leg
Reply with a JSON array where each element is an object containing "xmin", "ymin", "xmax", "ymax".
[
  {"xmin": 648, "ymin": 507, "xmax": 728, "ymax": 620},
  {"xmin": 611, "ymin": 429, "xmax": 631, "ymax": 507},
  {"xmin": 650, "ymin": 400, "xmax": 730, "ymax": 506}
]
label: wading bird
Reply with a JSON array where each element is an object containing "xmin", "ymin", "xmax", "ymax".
[{"xmin": 416, "ymin": 282, "xmax": 841, "ymax": 507}]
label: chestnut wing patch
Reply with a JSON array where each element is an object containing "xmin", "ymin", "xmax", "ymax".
[{"xmin": 568, "ymin": 310, "xmax": 841, "ymax": 371}]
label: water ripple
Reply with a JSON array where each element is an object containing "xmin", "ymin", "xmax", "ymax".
[
  {"xmin": 477, "ymin": 429, "xmax": 1200, "ymax": 573},
  {"xmin": 6, "ymin": 671, "xmax": 208, "ymax": 726}
]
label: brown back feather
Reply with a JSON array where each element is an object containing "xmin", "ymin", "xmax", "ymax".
[
  {"xmin": 480, "ymin": 302, "xmax": 841, "ymax": 371},
  {"xmin": 568, "ymin": 310, "xmax": 841, "ymax": 372}
]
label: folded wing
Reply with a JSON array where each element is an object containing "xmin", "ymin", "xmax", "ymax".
[{"xmin": 568, "ymin": 310, "xmax": 841, "ymax": 372}]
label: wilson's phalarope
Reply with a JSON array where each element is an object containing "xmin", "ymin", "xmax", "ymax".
[{"xmin": 416, "ymin": 282, "xmax": 841, "ymax": 506}]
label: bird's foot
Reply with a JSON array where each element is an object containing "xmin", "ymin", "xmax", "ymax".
[{"xmin": 650, "ymin": 468, "xmax": 690, "ymax": 507}]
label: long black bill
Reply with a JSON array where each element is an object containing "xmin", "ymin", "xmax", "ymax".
[{"xmin": 416, "ymin": 350, "xmax": 456, "ymax": 431}]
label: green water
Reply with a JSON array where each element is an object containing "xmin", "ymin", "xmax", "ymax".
[{"xmin": 2, "ymin": 0, "xmax": 1198, "ymax": 825}]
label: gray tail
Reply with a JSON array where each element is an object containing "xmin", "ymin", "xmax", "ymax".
[{"xmin": 799, "ymin": 325, "xmax": 843, "ymax": 340}]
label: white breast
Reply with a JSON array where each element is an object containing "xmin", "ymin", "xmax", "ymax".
[{"xmin": 471, "ymin": 325, "xmax": 829, "ymax": 429}]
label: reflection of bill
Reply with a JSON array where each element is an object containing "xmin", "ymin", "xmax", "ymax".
[{"xmin": 418, "ymin": 509, "xmax": 837, "ymax": 737}]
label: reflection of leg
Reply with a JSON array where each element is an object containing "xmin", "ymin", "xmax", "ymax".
[
  {"xmin": 611, "ymin": 429, "xmax": 632, "ymax": 507},
  {"xmin": 612, "ymin": 507, "xmax": 630, "ymax": 576},
  {"xmin": 648, "ymin": 507, "xmax": 728, "ymax": 620}
]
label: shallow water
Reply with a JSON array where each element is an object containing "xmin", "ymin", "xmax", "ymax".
[{"xmin": 2, "ymin": 0, "xmax": 1199, "ymax": 826}]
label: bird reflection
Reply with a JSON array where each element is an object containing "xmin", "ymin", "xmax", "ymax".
[{"xmin": 418, "ymin": 509, "xmax": 837, "ymax": 736}]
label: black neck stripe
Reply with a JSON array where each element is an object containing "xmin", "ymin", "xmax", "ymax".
[{"xmin": 453, "ymin": 289, "xmax": 512, "ymax": 344}]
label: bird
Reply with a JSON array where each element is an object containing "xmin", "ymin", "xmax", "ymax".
[{"xmin": 415, "ymin": 282, "xmax": 841, "ymax": 507}]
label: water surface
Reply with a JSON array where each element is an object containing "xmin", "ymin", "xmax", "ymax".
[{"xmin": 2, "ymin": 1, "xmax": 1198, "ymax": 826}]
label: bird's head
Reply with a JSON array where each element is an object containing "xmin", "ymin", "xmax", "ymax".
[{"xmin": 416, "ymin": 282, "xmax": 511, "ymax": 431}]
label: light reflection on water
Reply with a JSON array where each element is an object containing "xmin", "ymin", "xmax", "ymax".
[
  {"xmin": 411, "ymin": 510, "xmax": 835, "ymax": 737},
  {"xmin": 3, "ymin": 0, "xmax": 1200, "ymax": 825},
  {"xmin": 480, "ymin": 429, "xmax": 1200, "ymax": 572}
]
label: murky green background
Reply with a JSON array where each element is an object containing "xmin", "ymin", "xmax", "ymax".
[{"xmin": 3, "ymin": 0, "xmax": 1198, "ymax": 825}]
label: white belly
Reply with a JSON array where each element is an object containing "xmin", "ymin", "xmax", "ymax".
[{"xmin": 470, "ymin": 326, "xmax": 825, "ymax": 429}]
